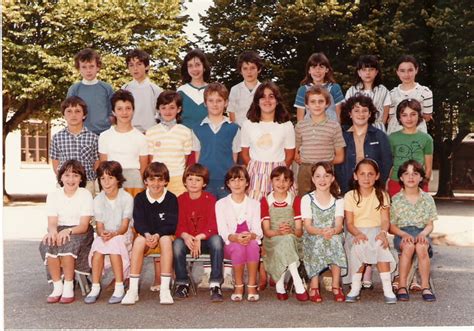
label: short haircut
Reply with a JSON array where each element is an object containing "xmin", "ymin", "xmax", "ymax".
[
  {"xmin": 398, "ymin": 159, "xmax": 426, "ymax": 189},
  {"xmin": 355, "ymin": 54, "xmax": 383, "ymax": 88},
  {"xmin": 111, "ymin": 89, "xmax": 135, "ymax": 111},
  {"xmin": 182, "ymin": 163, "xmax": 210, "ymax": 186},
  {"xmin": 57, "ymin": 160, "xmax": 87, "ymax": 188},
  {"xmin": 340, "ymin": 93, "xmax": 377, "ymax": 126},
  {"xmin": 156, "ymin": 90, "xmax": 183, "ymax": 123},
  {"xmin": 61, "ymin": 96, "xmax": 88, "ymax": 118},
  {"xmin": 143, "ymin": 162, "xmax": 170, "ymax": 183},
  {"xmin": 181, "ymin": 48, "xmax": 211, "ymax": 84},
  {"xmin": 237, "ymin": 50, "xmax": 264, "ymax": 71},
  {"xmin": 311, "ymin": 161, "xmax": 341, "ymax": 198},
  {"xmin": 301, "ymin": 52, "xmax": 335, "ymax": 85},
  {"xmin": 247, "ymin": 81, "xmax": 290, "ymax": 123},
  {"xmin": 96, "ymin": 160, "xmax": 126, "ymax": 191},
  {"xmin": 304, "ymin": 85, "xmax": 331, "ymax": 105},
  {"xmin": 270, "ymin": 166, "xmax": 294, "ymax": 185},
  {"xmin": 74, "ymin": 48, "xmax": 101, "ymax": 69},
  {"xmin": 396, "ymin": 98, "xmax": 423, "ymax": 126},
  {"xmin": 224, "ymin": 165, "xmax": 250, "ymax": 192},
  {"xmin": 396, "ymin": 55, "xmax": 419, "ymax": 70},
  {"xmin": 125, "ymin": 49, "xmax": 150, "ymax": 68},
  {"xmin": 204, "ymin": 82, "xmax": 229, "ymax": 102}
]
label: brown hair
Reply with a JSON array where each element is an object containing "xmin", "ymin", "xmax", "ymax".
[
  {"xmin": 74, "ymin": 48, "xmax": 101, "ymax": 69},
  {"xmin": 237, "ymin": 50, "xmax": 264, "ymax": 71},
  {"xmin": 182, "ymin": 163, "xmax": 210, "ymax": 186},
  {"xmin": 311, "ymin": 161, "xmax": 341, "ymax": 198},
  {"xmin": 247, "ymin": 81, "xmax": 290, "ymax": 123},
  {"xmin": 398, "ymin": 159, "xmax": 426, "ymax": 189},
  {"xmin": 340, "ymin": 94, "xmax": 377, "ymax": 126},
  {"xmin": 396, "ymin": 55, "xmax": 419, "ymax": 70},
  {"xmin": 181, "ymin": 48, "xmax": 211, "ymax": 84},
  {"xmin": 143, "ymin": 162, "xmax": 170, "ymax": 183},
  {"xmin": 57, "ymin": 160, "xmax": 87, "ymax": 188},
  {"xmin": 224, "ymin": 165, "xmax": 250, "ymax": 192},
  {"xmin": 111, "ymin": 89, "xmax": 135, "ymax": 111},
  {"xmin": 301, "ymin": 52, "xmax": 335, "ymax": 85},
  {"xmin": 204, "ymin": 82, "xmax": 229, "ymax": 102},
  {"xmin": 156, "ymin": 90, "xmax": 183, "ymax": 123},
  {"xmin": 304, "ymin": 85, "xmax": 331, "ymax": 105},
  {"xmin": 96, "ymin": 161, "xmax": 126, "ymax": 191},
  {"xmin": 125, "ymin": 49, "xmax": 150, "ymax": 72},
  {"xmin": 351, "ymin": 158, "xmax": 386, "ymax": 210},
  {"xmin": 270, "ymin": 166, "xmax": 294, "ymax": 185},
  {"xmin": 396, "ymin": 99, "xmax": 423, "ymax": 126},
  {"xmin": 61, "ymin": 96, "xmax": 88, "ymax": 118}
]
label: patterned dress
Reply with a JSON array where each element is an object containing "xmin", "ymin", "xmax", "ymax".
[
  {"xmin": 262, "ymin": 193, "xmax": 302, "ymax": 281},
  {"xmin": 303, "ymin": 194, "xmax": 347, "ymax": 278}
]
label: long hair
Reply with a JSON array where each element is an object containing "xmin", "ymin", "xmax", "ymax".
[
  {"xmin": 351, "ymin": 158, "xmax": 386, "ymax": 210},
  {"xmin": 301, "ymin": 52, "xmax": 335, "ymax": 85},
  {"xmin": 355, "ymin": 55, "xmax": 383, "ymax": 88},
  {"xmin": 311, "ymin": 161, "xmax": 341, "ymax": 198},
  {"xmin": 96, "ymin": 160, "xmax": 126, "ymax": 191},
  {"xmin": 180, "ymin": 48, "xmax": 211, "ymax": 84},
  {"xmin": 247, "ymin": 81, "xmax": 290, "ymax": 123}
]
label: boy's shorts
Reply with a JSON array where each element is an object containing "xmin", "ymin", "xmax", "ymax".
[{"xmin": 143, "ymin": 235, "xmax": 176, "ymax": 257}]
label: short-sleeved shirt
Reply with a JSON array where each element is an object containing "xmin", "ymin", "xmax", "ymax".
[
  {"xmin": 227, "ymin": 81, "xmax": 261, "ymax": 127},
  {"xmin": 389, "ymin": 130, "xmax": 433, "ymax": 180},
  {"xmin": 99, "ymin": 127, "xmax": 148, "ymax": 169},
  {"xmin": 241, "ymin": 120, "xmax": 295, "ymax": 162},
  {"xmin": 344, "ymin": 189, "xmax": 389, "ymax": 228},
  {"xmin": 46, "ymin": 187, "xmax": 94, "ymax": 226},
  {"xmin": 294, "ymin": 83, "xmax": 344, "ymax": 121},
  {"xmin": 390, "ymin": 190, "xmax": 438, "ymax": 228},
  {"xmin": 146, "ymin": 123, "xmax": 192, "ymax": 177},
  {"xmin": 260, "ymin": 192, "xmax": 301, "ymax": 222},
  {"xmin": 94, "ymin": 188, "xmax": 134, "ymax": 232},
  {"xmin": 50, "ymin": 127, "xmax": 99, "ymax": 181},
  {"xmin": 295, "ymin": 118, "xmax": 345, "ymax": 163},
  {"xmin": 122, "ymin": 78, "xmax": 162, "ymax": 132},
  {"xmin": 300, "ymin": 193, "xmax": 344, "ymax": 220}
]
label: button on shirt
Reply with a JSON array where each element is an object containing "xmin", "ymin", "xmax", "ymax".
[{"xmin": 50, "ymin": 127, "xmax": 99, "ymax": 181}]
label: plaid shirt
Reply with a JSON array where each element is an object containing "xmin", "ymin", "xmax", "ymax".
[{"xmin": 50, "ymin": 127, "xmax": 99, "ymax": 181}]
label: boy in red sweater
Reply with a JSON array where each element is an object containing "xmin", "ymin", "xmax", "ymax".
[{"xmin": 173, "ymin": 164, "xmax": 225, "ymax": 301}]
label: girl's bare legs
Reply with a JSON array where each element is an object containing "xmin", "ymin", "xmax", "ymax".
[
  {"xmin": 247, "ymin": 262, "xmax": 259, "ymax": 296},
  {"xmin": 233, "ymin": 264, "xmax": 245, "ymax": 296},
  {"xmin": 109, "ymin": 254, "xmax": 123, "ymax": 283},
  {"xmin": 415, "ymin": 243, "xmax": 431, "ymax": 289},
  {"xmin": 60, "ymin": 256, "xmax": 76, "ymax": 299},
  {"xmin": 398, "ymin": 243, "xmax": 415, "ymax": 293},
  {"xmin": 331, "ymin": 265, "xmax": 341, "ymax": 292},
  {"xmin": 47, "ymin": 257, "xmax": 62, "ymax": 282},
  {"xmin": 91, "ymin": 252, "xmax": 104, "ymax": 284}
]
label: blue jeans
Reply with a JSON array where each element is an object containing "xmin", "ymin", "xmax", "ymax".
[
  {"xmin": 206, "ymin": 180, "xmax": 228, "ymax": 200},
  {"xmin": 173, "ymin": 234, "xmax": 224, "ymax": 285}
]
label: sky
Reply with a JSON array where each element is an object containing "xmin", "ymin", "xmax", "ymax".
[{"xmin": 182, "ymin": 0, "xmax": 214, "ymax": 44}]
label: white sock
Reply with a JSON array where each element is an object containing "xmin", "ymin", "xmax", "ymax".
[
  {"xmin": 276, "ymin": 271, "xmax": 286, "ymax": 294},
  {"xmin": 161, "ymin": 275, "xmax": 171, "ymax": 292},
  {"xmin": 62, "ymin": 280, "xmax": 74, "ymax": 298},
  {"xmin": 112, "ymin": 282, "xmax": 125, "ymax": 297},
  {"xmin": 348, "ymin": 273, "xmax": 363, "ymax": 297},
  {"xmin": 380, "ymin": 272, "xmax": 395, "ymax": 298},
  {"xmin": 209, "ymin": 282, "xmax": 220, "ymax": 288},
  {"xmin": 129, "ymin": 275, "xmax": 140, "ymax": 292},
  {"xmin": 288, "ymin": 262, "xmax": 305, "ymax": 294},
  {"xmin": 87, "ymin": 283, "xmax": 101, "ymax": 297},
  {"xmin": 50, "ymin": 280, "xmax": 63, "ymax": 297}
]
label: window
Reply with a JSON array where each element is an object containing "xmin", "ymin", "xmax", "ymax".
[{"xmin": 20, "ymin": 121, "xmax": 50, "ymax": 164}]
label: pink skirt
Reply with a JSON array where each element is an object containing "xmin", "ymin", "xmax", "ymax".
[{"xmin": 88, "ymin": 235, "xmax": 131, "ymax": 279}]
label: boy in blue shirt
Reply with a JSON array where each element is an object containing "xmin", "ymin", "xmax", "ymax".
[{"xmin": 67, "ymin": 48, "xmax": 114, "ymax": 135}]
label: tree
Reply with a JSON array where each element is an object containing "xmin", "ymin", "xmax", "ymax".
[{"xmin": 2, "ymin": 0, "xmax": 189, "ymax": 198}]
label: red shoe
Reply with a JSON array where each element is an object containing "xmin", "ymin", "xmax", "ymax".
[
  {"xmin": 333, "ymin": 287, "xmax": 345, "ymax": 302},
  {"xmin": 295, "ymin": 291, "xmax": 309, "ymax": 301},
  {"xmin": 309, "ymin": 288, "xmax": 322, "ymax": 303},
  {"xmin": 59, "ymin": 296, "xmax": 75, "ymax": 304},
  {"xmin": 269, "ymin": 278, "xmax": 276, "ymax": 287},
  {"xmin": 47, "ymin": 296, "xmax": 61, "ymax": 304},
  {"xmin": 276, "ymin": 292, "xmax": 289, "ymax": 301}
]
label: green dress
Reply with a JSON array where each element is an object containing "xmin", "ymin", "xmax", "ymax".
[
  {"xmin": 303, "ymin": 194, "xmax": 347, "ymax": 279},
  {"xmin": 263, "ymin": 196, "xmax": 301, "ymax": 282}
]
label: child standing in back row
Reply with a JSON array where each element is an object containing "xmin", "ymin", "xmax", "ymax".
[
  {"xmin": 228, "ymin": 51, "xmax": 263, "ymax": 128},
  {"xmin": 294, "ymin": 52, "xmax": 344, "ymax": 122},
  {"xmin": 67, "ymin": 48, "xmax": 114, "ymax": 135}
]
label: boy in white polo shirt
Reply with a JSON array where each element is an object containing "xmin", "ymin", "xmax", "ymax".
[
  {"xmin": 227, "ymin": 51, "xmax": 263, "ymax": 128},
  {"xmin": 122, "ymin": 49, "xmax": 163, "ymax": 133}
]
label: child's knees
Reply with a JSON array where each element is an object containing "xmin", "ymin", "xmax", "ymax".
[{"xmin": 415, "ymin": 243, "xmax": 430, "ymax": 258}]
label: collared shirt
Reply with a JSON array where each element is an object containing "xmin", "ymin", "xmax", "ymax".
[
  {"xmin": 391, "ymin": 190, "xmax": 438, "ymax": 228},
  {"xmin": 50, "ymin": 126, "xmax": 99, "ymax": 181},
  {"xmin": 192, "ymin": 117, "xmax": 241, "ymax": 153},
  {"xmin": 146, "ymin": 188, "xmax": 168, "ymax": 204},
  {"xmin": 227, "ymin": 81, "xmax": 261, "ymax": 127}
]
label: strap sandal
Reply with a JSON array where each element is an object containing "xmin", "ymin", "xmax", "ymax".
[
  {"xmin": 396, "ymin": 287, "xmax": 409, "ymax": 301},
  {"xmin": 421, "ymin": 288, "xmax": 436, "ymax": 302},
  {"xmin": 309, "ymin": 287, "xmax": 322, "ymax": 303},
  {"xmin": 231, "ymin": 284, "xmax": 244, "ymax": 302},
  {"xmin": 247, "ymin": 285, "xmax": 260, "ymax": 302},
  {"xmin": 332, "ymin": 287, "xmax": 345, "ymax": 302},
  {"xmin": 392, "ymin": 276, "xmax": 400, "ymax": 291}
]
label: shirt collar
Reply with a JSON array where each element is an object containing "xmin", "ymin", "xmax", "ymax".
[
  {"xmin": 82, "ymin": 78, "xmax": 99, "ymax": 85},
  {"xmin": 146, "ymin": 188, "xmax": 167, "ymax": 204},
  {"xmin": 132, "ymin": 77, "xmax": 150, "ymax": 86},
  {"xmin": 66, "ymin": 126, "xmax": 88, "ymax": 136},
  {"xmin": 200, "ymin": 116, "xmax": 231, "ymax": 126}
]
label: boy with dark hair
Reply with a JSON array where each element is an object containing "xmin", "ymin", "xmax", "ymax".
[
  {"xmin": 228, "ymin": 50, "xmax": 263, "ymax": 128},
  {"xmin": 67, "ymin": 48, "xmax": 114, "ymax": 135},
  {"xmin": 122, "ymin": 49, "xmax": 163, "ymax": 133},
  {"xmin": 50, "ymin": 96, "xmax": 99, "ymax": 195}
]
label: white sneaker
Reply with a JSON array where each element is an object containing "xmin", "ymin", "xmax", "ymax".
[
  {"xmin": 222, "ymin": 274, "xmax": 234, "ymax": 290},
  {"xmin": 121, "ymin": 290, "xmax": 139, "ymax": 305},
  {"xmin": 160, "ymin": 290, "xmax": 174, "ymax": 305}
]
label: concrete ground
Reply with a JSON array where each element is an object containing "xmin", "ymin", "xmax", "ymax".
[{"xmin": 2, "ymin": 199, "xmax": 474, "ymax": 329}]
